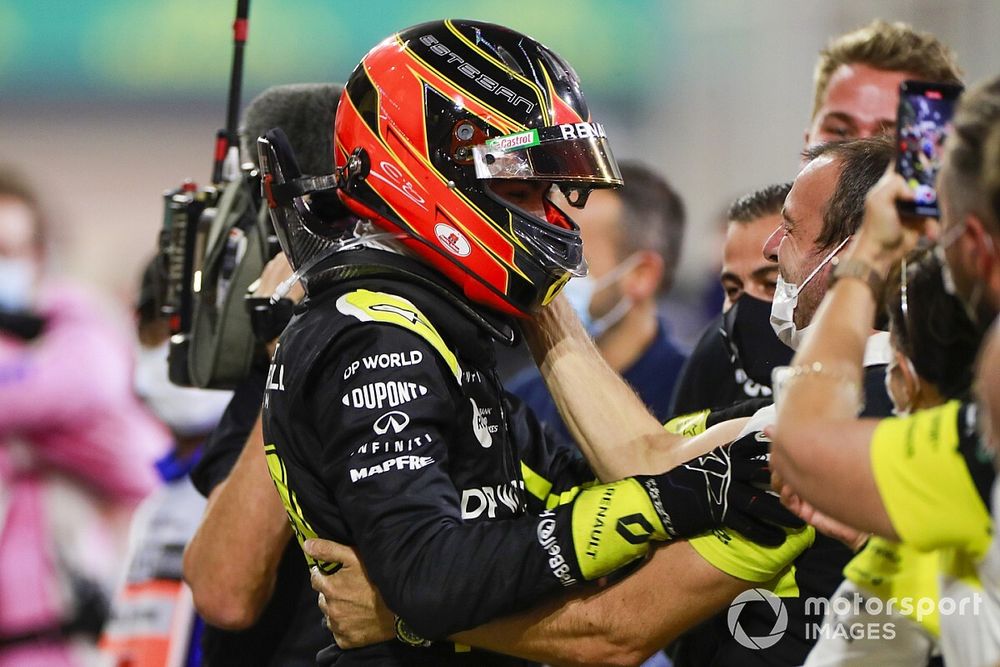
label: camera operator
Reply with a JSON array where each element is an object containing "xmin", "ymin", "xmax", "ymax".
[
  {"xmin": 0, "ymin": 166, "xmax": 166, "ymax": 667},
  {"xmin": 100, "ymin": 259, "xmax": 233, "ymax": 666},
  {"xmin": 182, "ymin": 83, "xmax": 335, "ymax": 666}
]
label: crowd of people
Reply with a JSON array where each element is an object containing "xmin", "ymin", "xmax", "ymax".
[{"xmin": 0, "ymin": 14, "xmax": 998, "ymax": 667}]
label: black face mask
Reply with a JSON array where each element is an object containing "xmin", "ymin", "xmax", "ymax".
[{"xmin": 721, "ymin": 293, "xmax": 794, "ymax": 390}]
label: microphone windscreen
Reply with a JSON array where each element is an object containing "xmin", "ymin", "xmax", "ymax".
[{"xmin": 241, "ymin": 83, "xmax": 344, "ymax": 175}]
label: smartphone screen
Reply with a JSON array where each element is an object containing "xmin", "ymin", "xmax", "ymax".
[{"xmin": 896, "ymin": 80, "xmax": 964, "ymax": 218}]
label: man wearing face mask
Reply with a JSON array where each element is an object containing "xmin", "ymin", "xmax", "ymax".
[
  {"xmin": 669, "ymin": 21, "xmax": 961, "ymax": 424},
  {"xmin": 762, "ymin": 139, "xmax": 894, "ymax": 419},
  {"xmin": 101, "ymin": 260, "xmax": 233, "ymax": 667},
  {"xmin": 771, "ymin": 76, "xmax": 1000, "ymax": 665},
  {"xmin": 0, "ymin": 168, "xmax": 166, "ymax": 667},
  {"xmin": 669, "ymin": 136, "xmax": 898, "ymax": 666},
  {"xmin": 670, "ymin": 185, "xmax": 794, "ymax": 418},
  {"xmin": 508, "ymin": 161, "xmax": 688, "ymax": 442}
]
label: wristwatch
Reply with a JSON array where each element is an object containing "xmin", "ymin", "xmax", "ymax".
[
  {"xmin": 829, "ymin": 256, "xmax": 884, "ymax": 301},
  {"xmin": 394, "ymin": 616, "xmax": 432, "ymax": 648}
]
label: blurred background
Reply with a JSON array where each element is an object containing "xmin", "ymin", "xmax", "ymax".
[{"xmin": 2, "ymin": 0, "xmax": 998, "ymax": 342}]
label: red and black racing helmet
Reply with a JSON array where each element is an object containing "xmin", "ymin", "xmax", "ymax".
[{"xmin": 333, "ymin": 19, "xmax": 623, "ymax": 316}]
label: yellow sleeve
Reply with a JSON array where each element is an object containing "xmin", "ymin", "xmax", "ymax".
[
  {"xmin": 844, "ymin": 538, "xmax": 941, "ymax": 636},
  {"xmin": 688, "ymin": 525, "xmax": 814, "ymax": 582},
  {"xmin": 870, "ymin": 401, "xmax": 993, "ymax": 557}
]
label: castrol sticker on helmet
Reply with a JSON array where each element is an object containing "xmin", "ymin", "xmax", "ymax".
[
  {"xmin": 485, "ymin": 129, "xmax": 540, "ymax": 153},
  {"xmin": 434, "ymin": 223, "xmax": 472, "ymax": 257}
]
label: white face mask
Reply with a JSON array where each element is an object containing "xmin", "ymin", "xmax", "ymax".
[
  {"xmin": 134, "ymin": 341, "xmax": 233, "ymax": 437},
  {"xmin": 561, "ymin": 253, "xmax": 641, "ymax": 339},
  {"xmin": 769, "ymin": 236, "xmax": 851, "ymax": 350},
  {"xmin": 0, "ymin": 258, "xmax": 37, "ymax": 312}
]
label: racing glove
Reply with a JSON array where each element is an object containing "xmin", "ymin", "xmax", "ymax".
[
  {"xmin": 663, "ymin": 398, "xmax": 772, "ymax": 436},
  {"xmin": 563, "ymin": 433, "xmax": 803, "ymax": 581},
  {"xmin": 640, "ymin": 432, "xmax": 802, "ymax": 544}
]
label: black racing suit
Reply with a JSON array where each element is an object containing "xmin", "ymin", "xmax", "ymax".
[{"xmin": 263, "ymin": 249, "xmax": 659, "ymax": 665}]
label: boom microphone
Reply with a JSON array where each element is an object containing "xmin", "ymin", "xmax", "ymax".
[{"xmin": 240, "ymin": 83, "xmax": 344, "ymax": 175}]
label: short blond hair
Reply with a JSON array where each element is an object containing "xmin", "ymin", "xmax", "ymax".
[{"xmin": 811, "ymin": 19, "xmax": 962, "ymax": 119}]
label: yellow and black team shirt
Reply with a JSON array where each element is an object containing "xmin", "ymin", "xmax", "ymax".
[
  {"xmin": 868, "ymin": 400, "xmax": 999, "ymax": 666},
  {"xmin": 869, "ymin": 400, "xmax": 993, "ymax": 557},
  {"xmin": 842, "ymin": 537, "xmax": 941, "ymax": 636},
  {"xmin": 261, "ymin": 250, "xmax": 672, "ymax": 667}
]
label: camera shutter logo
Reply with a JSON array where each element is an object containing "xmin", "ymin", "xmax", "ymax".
[{"xmin": 727, "ymin": 588, "xmax": 788, "ymax": 650}]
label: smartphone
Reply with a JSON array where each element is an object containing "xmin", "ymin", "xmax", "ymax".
[{"xmin": 895, "ymin": 80, "xmax": 964, "ymax": 218}]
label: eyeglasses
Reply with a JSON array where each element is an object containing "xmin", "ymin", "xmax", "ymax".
[
  {"xmin": 932, "ymin": 219, "xmax": 966, "ymax": 298},
  {"xmin": 933, "ymin": 219, "xmax": 967, "ymax": 259},
  {"xmin": 900, "ymin": 255, "xmax": 910, "ymax": 325},
  {"xmin": 898, "ymin": 245, "xmax": 935, "ymax": 344},
  {"xmin": 899, "ymin": 255, "xmax": 915, "ymax": 344}
]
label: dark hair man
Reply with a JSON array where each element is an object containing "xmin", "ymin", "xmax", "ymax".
[
  {"xmin": 183, "ymin": 84, "xmax": 341, "ymax": 666},
  {"xmin": 771, "ymin": 77, "xmax": 1000, "ymax": 666},
  {"xmin": 670, "ymin": 19, "xmax": 962, "ymax": 420}
]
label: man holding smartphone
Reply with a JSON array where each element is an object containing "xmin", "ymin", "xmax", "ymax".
[{"xmin": 670, "ymin": 19, "xmax": 963, "ymax": 422}]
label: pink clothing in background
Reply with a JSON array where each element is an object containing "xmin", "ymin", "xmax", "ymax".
[{"xmin": 0, "ymin": 282, "xmax": 168, "ymax": 666}]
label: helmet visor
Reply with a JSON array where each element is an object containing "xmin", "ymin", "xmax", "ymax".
[{"xmin": 472, "ymin": 123, "xmax": 623, "ymax": 186}]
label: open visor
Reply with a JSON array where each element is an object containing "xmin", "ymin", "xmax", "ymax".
[{"xmin": 472, "ymin": 122, "xmax": 623, "ymax": 187}]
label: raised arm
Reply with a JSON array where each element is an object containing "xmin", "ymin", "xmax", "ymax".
[{"xmin": 523, "ymin": 296, "xmax": 695, "ymax": 480}]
